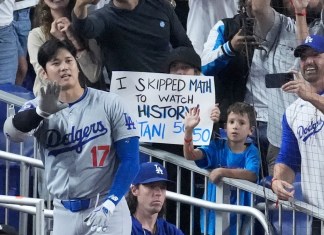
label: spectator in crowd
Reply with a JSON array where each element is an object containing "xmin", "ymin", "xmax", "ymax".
[
  {"xmin": 167, "ymin": 46, "xmax": 201, "ymax": 76},
  {"xmin": 3, "ymin": 39, "xmax": 140, "ymax": 235},
  {"xmin": 72, "ymin": 0, "xmax": 193, "ymax": 75},
  {"xmin": 271, "ymin": 34, "xmax": 324, "ymax": 234},
  {"xmin": 201, "ymin": 0, "xmax": 255, "ymax": 129},
  {"xmin": 250, "ymin": 0, "xmax": 322, "ymax": 176},
  {"xmin": 183, "ymin": 102, "xmax": 260, "ymax": 235},
  {"xmin": 0, "ymin": 0, "xmax": 19, "ymax": 85},
  {"xmin": 28, "ymin": 0, "xmax": 103, "ymax": 96},
  {"xmin": 13, "ymin": 0, "xmax": 35, "ymax": 86},
  {"xmin": 187, "ymin": 0, "xmax": 238, "ymax": 56},
  {"xmin": 126, "ymin": 162, "xmax": 184, "ymax": 235},
  {"xmin": 152, "ymin": 46, "xmax": 219, "ymax": 235}
]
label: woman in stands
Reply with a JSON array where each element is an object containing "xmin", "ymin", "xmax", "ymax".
[{"xmin": 28, "ymin": 0, "xmax": 103, "ymax": 96}]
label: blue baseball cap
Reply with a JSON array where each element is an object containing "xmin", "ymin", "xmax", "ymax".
[
  {"xmin": 294, "ymin": 35, "xmax": 324, "ymax": 57},
  {"xmin": 132, "ymin": 162, "xmax": 174, "ymax": 185}
]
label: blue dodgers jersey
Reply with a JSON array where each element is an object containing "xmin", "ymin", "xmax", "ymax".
[
  {"xmin": 131, "ymin": 216, "xmax": 184, "ymax": 235},
  {"xmin": 27, "ymin": 88, "xmax": 138, "ymax": 199}
]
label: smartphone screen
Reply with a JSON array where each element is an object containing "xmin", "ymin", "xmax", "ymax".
[{"xmin": 265, "ymin": 73, "xmax": 294, "ymax": 88}]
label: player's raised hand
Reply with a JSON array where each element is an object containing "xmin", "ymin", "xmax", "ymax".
[
  {"xmin": 184, "ymin": 105, "xmax": 200, "ymax": 131},
  {"xmin": 36, "ymin": 82, "xmax": 68, "ymax": 118},
  {"xmin": 84, "ymin": 199, "xmax": 116, "ymax": 233}
]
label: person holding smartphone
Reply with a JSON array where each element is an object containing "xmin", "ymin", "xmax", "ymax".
[
  {"xmin": 272, "ymin": 34, "xmax": 324, "ymax": 234},
  {"xmin": 247, "ymin": 0, "xmax": 322, "ymax": 177}
]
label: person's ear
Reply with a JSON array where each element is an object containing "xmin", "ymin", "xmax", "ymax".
[
  {"xmin": 249, "ymin": 126, "xmax": 255, "ymax": 136},
  {"xmin": 131, "ymin": 185, "xmax": 139, "ymax": 196},
  {"xmin": 40, "ymin": 68, "xmax": 48, "ymax": 80}
]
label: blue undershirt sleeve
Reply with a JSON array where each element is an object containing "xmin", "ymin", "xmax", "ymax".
[
  {"xmin": 106, "ymin": 136, "xmax": 140, "ymax": 205},
  {"xmin": 276, "ymin": 114, "xmax": 301, "ymax": 172}
]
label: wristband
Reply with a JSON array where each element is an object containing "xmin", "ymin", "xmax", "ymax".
[
  {"xmin": 295, "ymin": 10, "xmax": 306, "ymax": 16},
  {"xmin": 184, "ymin": 137, "xmax": 192, "ymax": 143},
  {"xmin": 36, "ymin": 106, "xmax": 51, "ymax": 119}
]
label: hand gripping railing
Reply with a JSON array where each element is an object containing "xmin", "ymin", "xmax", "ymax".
[{"xmin": 0, "ymin": 195, "xmax": 45, "ymax": 235}]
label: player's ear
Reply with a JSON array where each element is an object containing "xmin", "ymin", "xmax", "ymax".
[
  {"xmin": 40, "ymin": 68, "xmax": 48, "ymax": 81},
  {"xmin": 131, "ymin": 185, "xmax": 139, "ymax": 196}
]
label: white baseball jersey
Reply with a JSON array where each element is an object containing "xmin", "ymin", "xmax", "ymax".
[{"xmin": 278, "ymin": 93, "xmax": 324, "ymax": 210}]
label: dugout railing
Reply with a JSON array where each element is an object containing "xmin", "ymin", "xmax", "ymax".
[
  {"xmin": 1, "ymin": 90, "xmax": 324, "ymax": 235},
  {"xmin": 0, "ymin": 150, "xmax": 270, "ymax": 235}
]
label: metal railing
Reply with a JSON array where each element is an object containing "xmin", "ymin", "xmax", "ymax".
[
  {"xmin": 2, "ymin": 89, "xmax": 324, "ymax": 235},
  {"xmin": 0, "ymin": 195, "xmax": 45, "ymax": 235}
]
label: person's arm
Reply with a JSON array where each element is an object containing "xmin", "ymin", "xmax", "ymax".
[
  {"xmin": 84, "ymin": 96, "xmax": 139, "ymax": 232},
  {"xmin": 209, "ymin": 168, "xmax": 257, "ymax": 184},
  {"xmin": 183, "ymin": 106, "xmax": 204, "ymax": 161},
  {"xmin": 252, "ymin": 0, "xmax": 274, "ymax": 39},
  {"xmin": 106, "ymin": 137, "xmax": 140, "ymax": 204},
  {"xmin": 72, "ymin": 0, "xmax": 106, "ymax": 39},
  {"xmin": 201, "ymin": 20, "xmax": 235, "ymax": 76},
  {"xmin": 27, "ymin": 28, "xmax": 47, "ymax": 96},
  {"xmin": 272, "ymin": 114, "xmax": 299, "ymax": 200},
  {"xmin": 292, "ymin": 0, "xmax": 310, "ymax": 42},
  {"xmin": 168, "ymin": 2, "xmax": 192, "ymax": 48},
  {"xmin": 75, "ymin": 39, "xmax": 102, "ymax": 83}
]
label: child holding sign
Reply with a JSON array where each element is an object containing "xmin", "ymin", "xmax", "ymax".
[{"xmin": 183, "ymin": 102, "xmax": 260, "ymax": 235}]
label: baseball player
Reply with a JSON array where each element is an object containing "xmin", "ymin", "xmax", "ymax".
[{"xmin": 3, "ymin": 39, "xmax": 140, "ymax": 235}]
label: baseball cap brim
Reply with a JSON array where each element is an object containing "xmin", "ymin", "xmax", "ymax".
[
  {"xmin": 134, "ymin": 177, "xmax": 174, "ymax": 185},
  {"xmin": 294, "ymin": 45, "xmax": 317, "ymax": 57}
]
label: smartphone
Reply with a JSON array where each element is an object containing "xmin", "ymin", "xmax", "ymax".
[{"xmin": 265, "ymin": 73, "xmax": 294, "ymax": 88}]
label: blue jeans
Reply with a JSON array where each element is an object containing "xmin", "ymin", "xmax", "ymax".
[
  {"xmin": 13, "ymin": 8, "xmax": 31, "ymax": 57},
  {"xmin": 0, "ymin": 23, "xmax": 18, "ymax": 84}
]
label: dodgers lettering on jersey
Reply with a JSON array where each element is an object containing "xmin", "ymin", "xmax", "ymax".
[
  {"xmin": 46, "ymin": 121, "xmax": 108, "ymax": 156},
  {"xmin": 30, "ymin": 88, "xmax": 138, "ymax": 199},
  {"xmin": 297, "ymin": 117, "xmax": 324, "ymax": 142}
]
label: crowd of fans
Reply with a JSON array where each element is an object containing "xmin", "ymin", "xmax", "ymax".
[{"xmin": 1, "ymin": 0, "xmax": 324, "ymax": 234}]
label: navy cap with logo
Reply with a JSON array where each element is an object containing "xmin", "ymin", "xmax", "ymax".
[
  {"xmin": 294, "ymin": 35, "xmax": 324, "ymax": 57},
  {"xmin": 132, "ymin": 162, "xmax": 174, "ymax": 185}
]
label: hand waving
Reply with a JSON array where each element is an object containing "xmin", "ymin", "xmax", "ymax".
[
  {"xmin": 184, "ymin": 105, "xmax": 200, "ymax": 131},
  {"xmin": 36, "ymin": 82, "xmax": 68, "ymax": 118}
]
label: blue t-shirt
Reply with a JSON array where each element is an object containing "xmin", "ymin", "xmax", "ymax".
[
  {"xmin": 131, "ymin": 216, "xmax": 184, "ymax": 235},
  {"xmin": 196, "ymin": 138, "xmax": 260, "ymax": 235}
]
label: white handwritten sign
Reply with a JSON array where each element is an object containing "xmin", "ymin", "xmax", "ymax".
[{"xmin": 110, "ymin": 71, "xmax": 215, "ymax": 145}]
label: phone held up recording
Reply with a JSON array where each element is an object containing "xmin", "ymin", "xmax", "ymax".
[{"xmin": 265, "ymin": 73, "xmax": 294, "ymax": 88}]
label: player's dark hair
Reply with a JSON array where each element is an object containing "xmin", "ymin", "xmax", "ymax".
[
  {"xmin": 38, "ymin": 39, "xmax": 77, "ymax": 70},
  {"xmin": 126, "ymin": 185, "xmax": 166, "ymax": 218},
  {"xmin": 226, "ymin": 102, "xmax": 257, "ymax": 128}
]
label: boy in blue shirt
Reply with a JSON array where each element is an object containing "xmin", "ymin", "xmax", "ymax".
[{"xmin": 183, "ymin": 102, "xmax": 260, "ymax": 235}]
